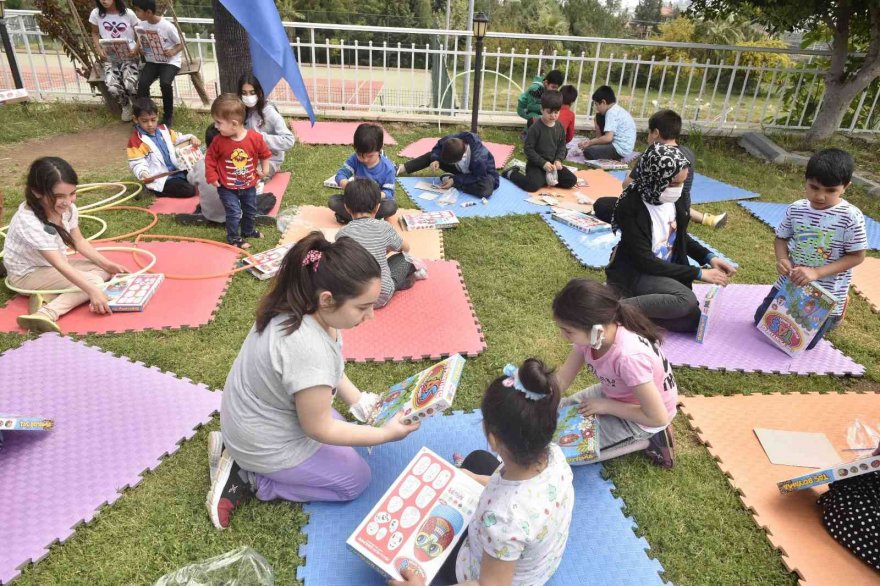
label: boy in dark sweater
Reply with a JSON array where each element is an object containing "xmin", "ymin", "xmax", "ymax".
[
  {"xmin": 397, "ymin": 132, "xmax": 499, "ymax": 197},
  {"xmin": 503, "ymin": 91, "xmax": 577, "ymax": 192}
]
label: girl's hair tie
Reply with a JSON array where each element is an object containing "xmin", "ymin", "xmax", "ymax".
[
  {"xmin": 302, "ymin": 249, "xmax": 322, "ymax": 272},
  {"xmin": 502, "ymin": 363, "xmax": 545, "ymax": 401}
]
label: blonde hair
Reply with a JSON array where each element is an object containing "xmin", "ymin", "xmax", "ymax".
[{"xmin": 210, "ymin": 93, "xmax": 245, "ymax": 124}]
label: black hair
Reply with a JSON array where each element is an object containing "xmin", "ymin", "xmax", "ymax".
[
  {"xmin": 592, "ymin": 85, "xmax": 616, "ymax": 105},
  {"xmin": 541, "ymin": 90, "xmax": 563, "ymax": 112},
  {"xmin": 204, "ymin": 124, "xmax": 219, "ymax": 148},
  {"xmin": 805, "ymin": 148, "xmax": 854, "ymax": 187},
  {"xmin": 648, "ymin": 109, "xmax": 682, "ymax": 141},
  {"xmin": 482, "ymin": 358, "xmax": 560, "ymax": 468},
  {"xmin": 342, "ymin": 177, "xmax": 381, "ymax": 214},
  {"xmin": 560, "ymin": 85, "xmax": 578, "ymax": 106},
  {"xmin": 131, "ymin": 0, "xmax": 156, "ymax": 13},
  {"xmin": 439, "ymin": 137, "xmax": 466, "ymax": 164},
  {"xmin": 237, "ymin": 72, "xmax": 267, "ymax": 126},
  {"xmin": 24, "ymin": 157, "xmax": 79, "ymax": 248},
  {"xmin": 95, "ymin": 0, "xmax": 128, "ymax": 17},
  {"xmin": 256, "ymin": 233, "xmax": 380, "ymax": 334},
  {"xmin": 132, "ymin": 97, "xmax": 158, "ymax": 118},
  {"xmin": 552, "ymin": 278, "xmax": 662, "ymax": 344},
  {"xmin": 544, "ymin": 70, "xmax": 564, "ymax": 87},
  {"xmin": 353, "ymin": 123, "xmax": 384, "ymax": 154}
]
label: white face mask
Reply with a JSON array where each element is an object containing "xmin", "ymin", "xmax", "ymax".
[
  {"xmin": 241, "ymin": 95, "xmax": 258, "ymax": 108},
  {"xmin": 658, "ymin": 185, "xmax": 683, "ymax": 204}
]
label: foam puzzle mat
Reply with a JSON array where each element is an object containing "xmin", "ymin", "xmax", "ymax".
[
  {"xmin": 289, "ymin": 120, "xmax": 396, "ymax": 145},
  {"xmin": 739, "ymin": 200, "xmax": 880, "ymax": 251},
  {"xmin": 0, "ymin": 334, "xmax": 221, "ymax": 585},
  {"xmin": 397, "ymin": 137, "xmax": 514, "ymax": 168},
  {"xmin": 852, "ymin": 256, "xmax": 880, "ymax": 312},
  {"xmin": 663, "ymin": 284, "xmax": 864, "ymax": 376},
  {"xmin": 680, "ymin": 392, "xmax": 880, "ymax": 586},
  {"xmin": 342, "ymin": 260, "xmax": 485, "ymax": 362},
  {"xmin": 530, "ymin": 168, "xmax": 624, "ymax": 213},
  {"xmin": 609, "ymin": 170, "xmax": 760, "ymax": 205},
  {"xmin": 398, "ymin": 177, "xmax": 537, "ymax": 218},
  {"xmin": 297, "ymin": 410, "xmax": 667, "ymax": 585},
  {"xmin": 0, "ymin": 241, "xmax": 240, "ymax": 335},
  {"xmin": 147, "ymin": 172, "xmax": 291, "ymax": 216}
]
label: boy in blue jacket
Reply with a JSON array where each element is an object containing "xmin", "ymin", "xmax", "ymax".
[
  {"xmin": 397, "ymin": 132, "xmax": 500, "ymax": 197},
  {"xmin": 329, "ymin": 123, "xmax": 398, "ymax": 223}
]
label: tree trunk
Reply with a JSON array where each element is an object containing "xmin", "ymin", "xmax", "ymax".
[
  {"xmin": 806, "ymin": 80, "xmax": 863, "ymax": 142},
  {"xmin": 211, "ymin": 0, "xmax": 251, "ymax": 95}
]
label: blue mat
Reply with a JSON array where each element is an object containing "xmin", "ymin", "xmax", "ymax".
[
  {"xmin": 609, "ymin": 171, "xmax": 759, "ymax": 204},
  {"xmin": 297, "ymin": 411, "xmax": 667, "ymax": 585},
  {"xmin": 542, "ymin": 214, "xmax": 739, "ymax": 270},
  {"xmin": 740, "ymin": 200, "xmax": 880, "ymax": 251},
  {"xmin": 398, "ymin": 177, "xmax": 542, "ymax": 218}
]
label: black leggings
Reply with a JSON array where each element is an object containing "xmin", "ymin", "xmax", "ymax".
[
  {"xmin": 149, "ymin": 175, "xmax": 196, "ymax": 198},
  {"xmin": 328, "ymin": 194, "xmax": 398, "ymax": 222},
  {"xmin": 507, "ymin": 164, "xmax": 577, "ymax": 192}
]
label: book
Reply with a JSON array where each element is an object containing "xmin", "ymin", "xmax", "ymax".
[
  {"xmin": 135, "ymin": 26, "xmax": 169, "ymax": 63},
  {"xmin": 346, "ymin": 447, "xmax": 483, "ymax": 583},
  {"xmin": 777, "ymin": 454, "xmax": 880, "ymax": 494},
  {"xmin": 239, "ymin": 243, "xmax": 294, "ymax": 280},
  {"xmin": 399, "ymin": 210, "xmax": 460, "ymax": 231},
  {"xmin": 584, "ymin": 159, "xmax": 629, "ymax": 171},
  {"xmin": 554, "ymin": 405, "xmax": 599, "ymax": 464},
  {"xmin": 174, "ymin": 139, "xmax": 204, "ymax": 172},
  {"xmin": 99, "ymin": 38, "xmax": 133, "ymax": 62},
  {"xmin": 324, "ymin": 175, "xmax": 341, "ymax": 189},
  {"xmin": 756, "ymin": 279, "xmax": 837, "ymax": 356},
  {"xmin": 695, "ymin": 284, "xmax": 723, "ymax": 344},
  {"xmin": 0, "ymin": 414, "xmax": 55, "ymax": 431},
  {"xmin": 104, "ymin": 273, "xmax": 164, "ymax": 312},
  {"xmin": 550, "ymin": 207, "xmax": 612, "ymax": 234}
]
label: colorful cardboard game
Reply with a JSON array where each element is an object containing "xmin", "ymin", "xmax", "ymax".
[
  {"xmin": 550, "ymin": 207, "xmax": 612, "ymax": 235},
  {"xmin": 756, "ymin": 279, "xmax": 837, "ymax": 356},
  {"xmin": 174, "ymin": 139, "xmax": 204, "ymax": 172},
  {"xmin": 696, "ymin": 284, "xmax": 723, "ymax": 344},
  {"xmin": 104, "ymin": 273, "xmax": 164, "ymax": 312},
  {"xmin": 554, "ymin": 405, "xmax": 599, "ymax": 464},
  {"xmin": 778, "ymin": 453, "xmax": 880, "ymax": 494},
  {"xmin": 399, "ymin": 210, "xmax": 460, "ymax": 231},
  {"xmin": 584, "ymin": 159, "xmax": 629, "ymax": 171},
  {"xmin": 99, "ymin": 38, "xmax": 133, "ymax": 62},
  {"xmin": 239, "ymin": 243, "xmax": 294, "ymax": 280}
]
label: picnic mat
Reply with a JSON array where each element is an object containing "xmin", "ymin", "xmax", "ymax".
[
  {"xmin": 680, "ymin": 392, "xmax": 880, "ymax": 586},
  {"xmin": 610, "ymin": 170, "xmax": 760, "ymax": 205},
  {"xmin": 0, "ymin": 334, "xmax": 221, "ymax": 585},
  {"xmin": 342, "ymin": 260, "xmax": 485, "ymax": 362},
  {"xmin": 852, "ymin": 256, "xmax": 880, "ymax": 312},
  {"xmin": 0, "ymin": 241, "xmax": 239, "ymax": 335},
  {"xmin": 297, "ymin": 410, "xmax": 667, "ymax": 586},
  {"xmin": 289, "ymin": 120, "xmax": 397, "ymax": 145},
  {"xmin": 397, "ymin": 137, "xmax": 515, "ymax": 168},
  {"xmin": 398, "ymin": 177, "xmax": 537, "ymax": 218},
  {"xmin": 278, "ymin": 205, "xmax": 444, "ymax": 260},
  {"xmin": 663, "ymin": 284, "xmax": 864, "ymax": 376},
  {"xmin": 740, "ymin": 200, "xmax": 880, "ymax": 251},
  {"xmin": 147, "ymin": 172, "xmax": 291, "ymax": 216}
]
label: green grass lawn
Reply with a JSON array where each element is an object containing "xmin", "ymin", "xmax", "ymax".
[{"xmin": 1, "ymin": 102, "xmax": 877, "ymax": 585}]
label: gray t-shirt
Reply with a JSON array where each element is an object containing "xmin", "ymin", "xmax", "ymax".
[
  {"xmin": 220, "ymin": 314, "xmax": 344, "ymax": 474},
  {"xmin": 338, "ymin": 218, "xmax": 402, "ymax": 307}
]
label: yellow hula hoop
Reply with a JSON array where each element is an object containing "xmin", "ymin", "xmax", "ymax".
[
  {"xmin": 77, "ymin": 181, "xmax": 143, "ymax": 212},
  {"xmin": 4, "ymin": 246, "xmax": 158, "ymax": 296},
  {"xmin": 78, "ymin": 214, "xmax": 109, "ymax": 241}
]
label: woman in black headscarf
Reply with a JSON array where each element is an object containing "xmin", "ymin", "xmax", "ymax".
[{"xmin": 606, "ymin": 143, "xmax": 736, "ymax": 332}]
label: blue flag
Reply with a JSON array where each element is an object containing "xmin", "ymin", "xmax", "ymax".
[{"xmin": 219, "ymin": 0, "xmax": 315, "ymax": 124}]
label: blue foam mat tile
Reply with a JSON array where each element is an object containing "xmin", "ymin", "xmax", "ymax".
[
  {"xmin": 740, "ymin": 200, "xmax": 880, "ymax": 251},
  {"xmin": 297, "ymin": 411, "xmax": 667, "ymax": 586},
  {"xmin": 398, "ymin": 177, "xmax": 541, "ymax": 218},
  {"xmin": 609, "ymin": 171, "xmax": 759, "ymax": 204}
]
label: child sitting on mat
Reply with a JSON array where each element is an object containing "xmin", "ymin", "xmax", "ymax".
[
  {"xmin": 559, "ymin": 85, "xmax": 578, "ymax": 143},
  {"xmin": 329, "ymin": 123, "xmax": 398, "ymax": 224},
  {"xmin": 337, "ymin": 178, "xmax": 423, "ymax": 309},
  {"xmin": 396, "ymin": 132, "xmax": 499, "ymax": 198},
  {"xmin": 127, "ymin": 97, "xmax": 200, "ymax": 199},
  {"xmin": 753, "ymin": 148, "xmax": 866, "ymax": 350},
  {"xmin": 577, "ymin": 85, "xmax": 636, "ymax": 161},
  {"xmin": 3, "ymin": 157, "xmax": 128, "ymax": 333},
  {"xmin": 206, "ymin": 232, "xmax": 420, "ymax": 530},
  {"xmin": 391, "ymin": 358, "xmax": 574, "ymax": 586},
  {"xmin": 552, "ymin": 279, "xmax": 679, "ymax": 468}
]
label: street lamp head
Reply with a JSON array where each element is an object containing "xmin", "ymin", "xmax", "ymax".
[{"xmin": 473, "ymin": 12, "xmax": 489, "ymax": 39}]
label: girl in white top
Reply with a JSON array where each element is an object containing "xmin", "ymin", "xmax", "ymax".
[
  {"xmin": 3, "ymin": 157, "xmax": 128, "ymax": 333},
  {"xmin": 89, "ymin": 0, "xmax": 140, "ymax": 121},
  {"xmin": 391, "ymin": 359, "xmax": 575, "ymax": 586},
  {"xmin": 238, "ymin": 73, "xmax": 295, "ymax": 178}
]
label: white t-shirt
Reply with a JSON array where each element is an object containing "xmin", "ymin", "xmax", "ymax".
[
  {"xmin": 456, "ymin": 145, "xmax": 471, "ymax": 174},
  {"xmin": 135, "ymin": 18, "xmax": 182, "ymax": 67},
  {"xmin": 2, "ymin": 202, "xmax": 78, "ymax": 279},
  {"xmin": 88, "ymin": 8, "xmax": 138, "ymax": 51},
  {"xmin": 456, "ymin": 444, "xmax": 574, "ymax": 585},
  {"xmin": 646, "ymin": 201, "xmax": 677, "ymax": 261}
]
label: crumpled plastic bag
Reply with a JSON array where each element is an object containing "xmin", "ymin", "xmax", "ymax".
[
  {"xmin": 275, "ymin": 206, "xmax": 301, "ymax": 234},
  {"xmin": 846, "ymin": 418, "xmax": 880, "ymax": 451},
  {"xmin": 153, "ymin": 547, "xmax": 273, "ymax": 586}
]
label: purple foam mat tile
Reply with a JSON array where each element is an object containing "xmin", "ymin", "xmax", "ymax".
[
  {"xmin": 0, "ymin": 334, "xmax": 222, "ymax": 585},
  {"xmin": 662, "ymin": 284, "xmax": 865, "ymax": 376}
]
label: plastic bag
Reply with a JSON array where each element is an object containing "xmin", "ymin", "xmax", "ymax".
[
  {"xmin": 846, "ymin": 418, "xmax": 880, "ymax": 451},
  {"xmin": 153, "ymin": 547, "xmax": 273, "ymax": 586},
  {"xmin": 275, "ymin": 206, "xmax": 301, "ymax": 234},
  {"xmin": 545, "ymin": 169, "xmax": 559, "ymax": 187}
]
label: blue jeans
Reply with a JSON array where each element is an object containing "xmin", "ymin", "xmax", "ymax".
[
  {"xmin": 217, "ymin": 186, "xmax": 257, "ymax": 244},
  {"xmin": 753, "ymin": 286, "xmax": 841, "ymax": 350}
]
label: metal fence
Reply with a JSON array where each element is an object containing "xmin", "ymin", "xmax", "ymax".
[{"xmin": 2, "ymin": 9, "xmax": 878, "ymax": 133}]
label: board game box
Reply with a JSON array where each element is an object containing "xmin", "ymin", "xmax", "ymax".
[
  {"xmin": 0, "ymin": 415, "xmax": 55, "ymax": 431},
  {"xmin": 323, "ymin": 175, "xmax": 341, "ymax": 188},
  {"xmin": 554, "ymin": 405, "xmax": 599, "ymax": 464},
  {"xmin": 584, "ymin": 159, "xmax": 629, "ymax": 171},
  {"xmin": 550, "ymin": 207, "xmax": 612, "ymax": 235},
  {"xmin": 104, "ymin": 273, "xmax": 164, "ymax": 312},
  {"xmin": 347, "ymin": 447, "xmax": 483, "ymax": 583},
  {"xmin": 134, "ymin": 26, "xmax": 169, "ymax": 63},
  {"xmin": 239, "ymin": 243, "xmax": 294, "ymax": 280},
  {"xmin": 399, "ymin": 210, "xmax": 460, "ymax": 230},
  {"xmin": 99, "ymin": 38, "xmax": 134, "ymax": 62},
  {"xmin": 777, "ymin": 454, "xmax": 880, "ymax": 494},
  {"xmin": 756, "ymin": 279, "xmax": 837, "ymax": 356},
  {"xmin": 696, "ymin": 284, "xmax": 724, "ymax": 344},
  {"xmin": 174, "ymin": 139, "xmax": 204, "ymax": 172}
]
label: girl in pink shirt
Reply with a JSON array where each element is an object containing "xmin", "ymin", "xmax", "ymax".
[{"xmin": 552, "ymin": 278, "xmax": 678, "ymax": 467}]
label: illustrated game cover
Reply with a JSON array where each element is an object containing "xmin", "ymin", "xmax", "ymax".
[
  {"xmin": 696, "ymin": 284, "xmax": 724, "ymax": 344},
  {"xmin": 0, "ymin": 415, "xmax": 55, "ymax": 431},
  {"xmin": 347, "ymin": 447, "xmax": 483, "ymax": 582},
  {"xmin": 99, "ymin": 38, "xmax": 133, "ymax": 62},
  {"xmin": 323, "ymin": 175, "xmax": 341, "ymax": 188},
  {"xmin": 584, "ymin": 159, "xmax": 629, "ymax": 171},
  {"xmin": 240, "ymin": 243, "xmax": 294, "ymax": 280},
  {"xmin": 399, "ymin": 210, "xmax": 460, "ymax": 230},
  {"xmin": 174, "ymin": 139, "xmax": 204, "ymax": 171},
  {"xmin": 554, "ymin": 405, "xmax": 599, "ymax": 464},
  {"xmin": 134, "ymin": 27, "xmax": 169, "ymax": 63},
  {"xmin": 756, "ymin": 279, "xmax": 837, "ymax": 356},
  {"xmin": 104, "ymin": 273, "xmax": 164, "ymax": 312},
  {"xmin": 550, "ymin": 207, "xmax": 612, "ymax": 235},
  {"xmin": 778, "ymin": 454, "xmax": 880, "ymax": 494}
]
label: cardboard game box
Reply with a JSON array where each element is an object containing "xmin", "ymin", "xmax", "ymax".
[
  {"xmin": 99, "ymin": 38, "xmax": 133, "ymax": 62},
  {"xmin": 584, "ymin": 159, "xmax": 629, "ymax": 171},
  {"xmin": 104, "ymin": 273, "xmax": 164, "ymax": 312},
  {"xmin": 756, "ymin": 279, "xmax": 837, "ymax": 356},
  {"xmin": 323, "ymin": 175, "xmax": 341, "ymax": 189},
  {"xmin": 240, "ymin": 243, "xmax": 294, "ymax": 280},
  {"xmin": 777, "ymin": 454, "xmax": 880, "ymax": 494},
  {"xmin": 550, "ymin": 207, "xmax": 612, "ymax": 235},
  {"xmin": 347, "ymin": 447, "xmax": 483, "ymax": 582},
  {"xmin": 174, "ymin": 139, "xmax": 204, "ymax": 172},
  {"xmin": 696, "ymin": 284, "xmax": 724, "ymax": 344},
  {"xmin": 134, "ymin": 26, "xmax": 169, "ymax": 63},
  {"xmin": 0, "ymin": 414, "xmax": 54, "ymax": 450},
  {"xmin": 399, "ymin": 210, "xmax": 460, "ymax": 231},
  {"xmin": 554, "ymin": 405, "xmax": 599, "ymax": 464}
]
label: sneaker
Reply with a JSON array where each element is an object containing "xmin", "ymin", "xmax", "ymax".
[
  {"xmin": 174, "ymin": 213, "xmax": 210, "ymax": 226},
  {"xmin": 703, "ymin": 212, "xmax": 727, "ymax": 229},
  {"xmin": 28, "ymin": 293, "xmax": 44, "ymax": 315},
  {"xmin": 206, "ymin": 451, "xmax": 253, "ymax": 529},
  {"xmin": 17, "ymin": 312, "xmax": 61, "ymax": 334},
  {"xmin": 121, "ymin": 103, "xmax": 133, "ymax": 122},
  {"xmin": 645, "ymin": 427, "xmax": 676, "ymax": 469},
  {"xmin": 207, "ymin": 431, "xmax": 224, "ymax": 484},
  {"xmin": 413, "ymin": 268, "xmax": 428, "ymax": 280}
]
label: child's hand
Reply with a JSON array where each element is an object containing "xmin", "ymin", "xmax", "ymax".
[
  {"xmin": 387, "ymin": 567, "xmax": 426, "ymax": 586},
  {"xmin": 578, "ymin": 397, "xmax": 610, "ymax": 417},
  {"xmin": 710, "ymin": 257, "xmax": 737, "ymax": 277},
  {"xmin": 438, "ymin": 176, "xmax": 454, "ymax": 189},
  {"xmin": 554, "ymin": 160, "xmax": 563, "ymax": 170},
  {"xmin": 790, "ymin": 266, "xmax": 819, "ymax": 286},
  {"xmin": 429, "ymin": 160, "xmax": 440, "ymax": 172},
  {"xmin": 699, "ymin": 268, "xmax": 730, "ymax": 286},
  {"xmin": 101, "ymin": 261, "xmax": 129, "ymax": 275},
  {"xmin": 383, "ymin": 413, "xmax": 421, "ymax": 442},
  {"xmin": 776, "ymin": 257, "xmax": 792, "ymax": 277},
  {"xmin": 189, "ymin": 137, "xmax": 201, "ymax": 147},
  {"xmin": 339, "ymin": 178, "xmax": 349, "ymax": 189},
  {"xmin": 256, "ymin": 167, "xmax": 265, "ymax": 178},
  {"xmin": 543, "ymin": 162, "xmax": 555, "ymax": 172},
  {"xmin": 578, "ymin": 139, "xmax": 591, "ymax": 149},
  {"xmin": 88, "ymin": 289, "xmax": 112, "ymax": 315},
  {"xmin": 211, "ymin": 181, "xmax": 220, "ymax": 188}
]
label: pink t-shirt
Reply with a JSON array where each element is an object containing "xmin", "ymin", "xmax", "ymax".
[{"xmin": 575, "ymin": 326, "xmax": 678, "ymax": 430}]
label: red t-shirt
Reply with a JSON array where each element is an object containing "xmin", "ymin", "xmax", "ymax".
[
  {"xmin": 205, "ymin": 129, "xmax": 272, "ymax": 189},
  {"xmin": 558, "ymin": 105, "xmax": 576, "ymax": 143}
]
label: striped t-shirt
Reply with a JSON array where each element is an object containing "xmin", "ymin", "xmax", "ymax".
[
  {"xmin": 337, "ymin": 218, "xmax": 403, "ymax": 307},
  {"xmin": 773, "ymin": 198, "xmax": 867, "ymax": 315}
]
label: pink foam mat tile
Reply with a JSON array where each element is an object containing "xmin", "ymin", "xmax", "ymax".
[
  {"xmin": 342, "ymin": 260, "xmax": 486, "ymax": 362},
  {"xmin": 0, "ymin": 334, "xmax": 221, "ymax": 585},
  {"xmin": 147, "ymin": 194, "xmax": 199, "ymax": 215},
  {"xmin": 289, "ymin": 120, "xmax": 396, "ymax": 145},
  {"xmin": 662, "ymin": 284, "xmax": 864, "ymax": 376},
  {"xmin": 398, "ymin": 137, "xmax": 515, "ymax": 168},
  {"xmin": 0, "ymin": 241, "xmax": 240, "ymax": 335}
]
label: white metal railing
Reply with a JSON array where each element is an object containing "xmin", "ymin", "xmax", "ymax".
[{"xmin": 1, "ymin": 9, "xmax": 878, "ymax": 133}]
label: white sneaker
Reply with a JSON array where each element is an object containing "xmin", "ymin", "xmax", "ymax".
[
  {"xmin": 208, "ymin": 431, "xmax": 223, "ymax": 484},
  {"xmin": 121, "ymin": 103, "xmax": 132, "ymax": 122},
  {"xmin": 255, "ymin": 181, "xmax": 265, "ymax": 195},
  {"xmin": 414, "ymin": 268, "xmax": 428, "ymax": 280},
  {"xmin": 397, "ymin": 163, "xmax": 406, "ymax": 175}
]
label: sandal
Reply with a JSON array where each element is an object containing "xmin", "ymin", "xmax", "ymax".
[
  {"xmin": 230, "ymin": 239, "xmax": 251, "ymax": 250},
  {"xmin": 243, "ymin": 231, "xmax": 264, "ymax": 239}
]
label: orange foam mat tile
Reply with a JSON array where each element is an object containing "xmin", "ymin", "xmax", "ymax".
[
  {"xmin": 679, "ymin": 392, "xmax": 880, "ymax": 585},
  {"xmin": 852, "ymin": 256, "xmax": 880, "ymax": 313},
  {"xmin": 279, "ymin": 205, "xmax": 444, "ymax": 260},
  {"xmin": 531, "ymin": 169, "xmax": 623, "ymax": 213},
  {"xmin": 289, "ymin": 120, "xmax": 396, "ymax": 145},
  {"xmin": 0, "ymin": 241, "xmax": 240, "ymax": 335}
]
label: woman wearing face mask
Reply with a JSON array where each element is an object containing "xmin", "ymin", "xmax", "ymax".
[
  {"xmin": 238, "ymin": 73, "xmax": 295, "ymax": 180},
  {"xmin": 605, "ymin": 143, "xmax": 736, "ymax": 333}
]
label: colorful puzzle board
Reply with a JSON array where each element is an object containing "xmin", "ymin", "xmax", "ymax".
[
  {"xmin": 369, "ymin": 354, "xmax": 465, "ymax": 428},
  {"xmin": 756, "ymin": 279, "xmax": 837, "ymax": 356}
]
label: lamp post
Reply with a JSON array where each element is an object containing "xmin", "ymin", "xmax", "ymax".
[
  {"xmin": 0, "ymin": 0, "xmax": 23, "ymax": 89},
  {"xmin": 469, "ymin": 12, "xmax": 488, "ymax": 133}
]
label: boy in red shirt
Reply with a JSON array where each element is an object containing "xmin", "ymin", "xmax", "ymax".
[
  {"xmin": 205, "ymin": 94, "xmax": 272, "ymax": 249},
  {"xmin": 559, "ymin": 85, "xmax": 578, "ymax": 143}
]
